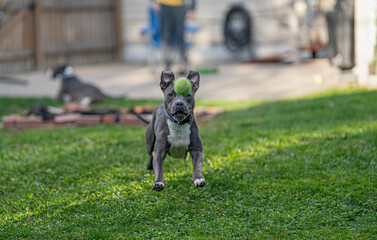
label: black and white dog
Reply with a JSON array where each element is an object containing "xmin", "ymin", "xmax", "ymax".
[
  {"xmin": 47, "ymin": 64, "xmax": 107, "ymax": 106},
  {"xmin": 146, "ymin": 70, "xmax": 206, "ymax": 191}
]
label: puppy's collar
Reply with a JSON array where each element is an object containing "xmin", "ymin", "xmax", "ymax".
[
  {"xmin": 61, "ymin": 67, "xmax": 75, "ymax": 79},
  {"xmin": 165, "ymin": 110, "xmax": 192, "ymax": 125}
]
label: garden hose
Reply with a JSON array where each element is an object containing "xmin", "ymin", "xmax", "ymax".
[{"xmin": 223, "ymin": 4, "xmax": 252, "ymax": 52}]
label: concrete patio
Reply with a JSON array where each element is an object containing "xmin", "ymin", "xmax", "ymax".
[{"xmin": 0, "ymin": 59, "xmax": 343, "ymax": 101}]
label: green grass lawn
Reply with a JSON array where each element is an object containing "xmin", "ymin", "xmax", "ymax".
[{"xmin": 0, "ymin": 88, "xmax": 376, "ymax": 239}]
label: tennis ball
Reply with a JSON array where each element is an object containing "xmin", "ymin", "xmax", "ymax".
[{"xmin": 174, "ymin": 78, "xmax": 192, "ymax": 96}]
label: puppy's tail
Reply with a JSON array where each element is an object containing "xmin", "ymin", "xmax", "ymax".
[{"xmin": 130, "ymin": 111, "xmax": 150, "ymax": 125}]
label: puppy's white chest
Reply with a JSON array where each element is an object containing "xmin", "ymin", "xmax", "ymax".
[{"xmin": 167, "ymin": 120, "xmax": 190, "ymax": 158}]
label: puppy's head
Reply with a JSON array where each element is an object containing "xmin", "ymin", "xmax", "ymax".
[
  {"xmin": 46, "ymin": 64, "xmax": 74, "ymax": 80},
  {"xmin": 160, "ymin": 70, "xmax": 200, "ymax": 122}
]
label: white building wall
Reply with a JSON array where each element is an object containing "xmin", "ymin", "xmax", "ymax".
[
  {"xmin": 121, "ymin": 0, "xmax": 300, "ymax": 63},
  {"xmin": 354, "ymin": 0, "xmax": 377, "ymax": 85}
]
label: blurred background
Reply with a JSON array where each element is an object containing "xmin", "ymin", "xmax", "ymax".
[{"xmin": 0, "ymin": 0, "xmax": 376, "ymax": 99}]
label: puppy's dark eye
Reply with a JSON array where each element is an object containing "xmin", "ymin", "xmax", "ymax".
[
  {"xmin": 168, "ymin": 92, "xmax": 174, "ymax": 98},
  {"xmin": 186, "ymin": 94, "xmax": 191, "ymax": 98}
]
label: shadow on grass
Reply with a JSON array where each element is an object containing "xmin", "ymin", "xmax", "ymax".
[{"xmin": 1, "ymin": 89, "xmax": 377, "ymax": 238}]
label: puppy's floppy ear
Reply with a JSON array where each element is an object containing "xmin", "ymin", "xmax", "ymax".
[
  {"xmin": 160, "ymin": 71, "xmax": 175, "ymax": 91},
  {"xmin": 187, "ymin": 70, "xmax": 200, "ymax": 92}
]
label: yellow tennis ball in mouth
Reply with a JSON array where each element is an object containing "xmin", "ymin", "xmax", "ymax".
[{"xmin": 174, "ymin": 78, "xmax": 192, "ymax": 96}]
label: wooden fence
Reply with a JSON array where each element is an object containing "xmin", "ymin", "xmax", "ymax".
[{"xmin": 0, "ymin": 0, "xmax": 122, "ymax": 74}]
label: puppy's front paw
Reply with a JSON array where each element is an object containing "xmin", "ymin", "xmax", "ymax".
[
  {"xmin": 194, "ymin": 178, "xmax": 206, "ymax": 187},
  {"xmin": 152, "ymin": 181, "xmax": 165, "ymax": 191}
]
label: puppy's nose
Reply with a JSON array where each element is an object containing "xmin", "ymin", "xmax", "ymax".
[{"xmin": 175, "ymin": 101, "xmax": 184, "ymax": 107}]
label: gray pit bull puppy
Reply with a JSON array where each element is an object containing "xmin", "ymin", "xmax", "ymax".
[{"xmin": 146, "ymin": 70, "xmax": 206, "ymax": 191}]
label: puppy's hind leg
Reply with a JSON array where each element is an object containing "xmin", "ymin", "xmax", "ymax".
[
  {"xmin": 184, "ymin": 151, "xmax": 189, "ymax": 161},
  {"xmin": 147, "ymin": 154, "xmax": 153, "ymax": 170},
  {"xmin": 146, "ymin": 123, "xmax": 155, "ymax": 170}
]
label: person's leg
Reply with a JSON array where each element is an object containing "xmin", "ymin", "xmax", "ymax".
[
  {"xmin": 174, "ymin": 6, "xmax": 188, "ymax": 73},
  {"xmin": 159, "ymin": 5, "xmax": 174, "ymax": 70}
]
